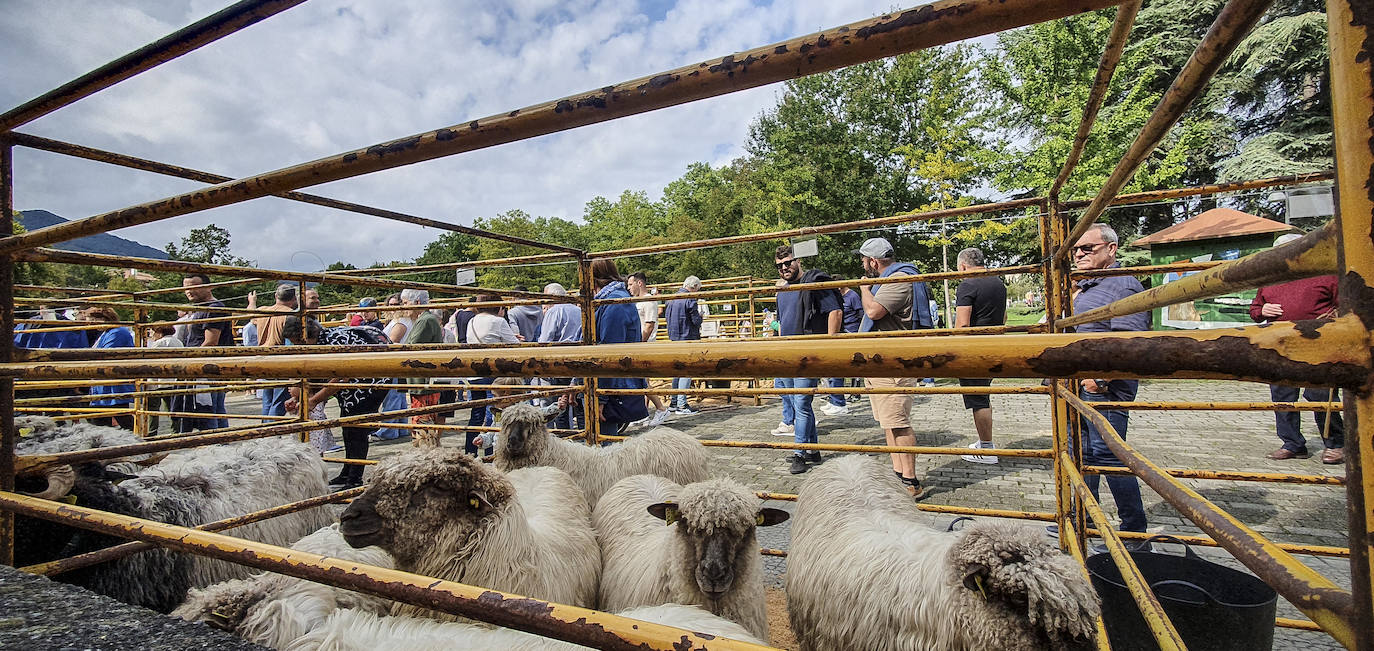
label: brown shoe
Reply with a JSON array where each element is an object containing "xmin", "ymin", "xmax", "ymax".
[
  {"xmin": 1322, "ymin": 448, "xmax": 1345, "ymax": 465},
  {"xmin": 906, "ymin": 483, "xmax": 929, "ymax": 501},
  {"xmin": 1267, "ymin": 448, "xmax": 1310, "ymax": 460}
]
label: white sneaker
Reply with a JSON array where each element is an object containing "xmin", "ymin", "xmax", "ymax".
[
  {"xmin": 648, "ymin": 409, "xmax": 670, "ymax": 427},
  {"xmin": 770, "ymin": 422, "xmax": 795, "ymax": 437},
  {"xmin": 962, "ymin": 442, "xmax": 998, "ymax": 464},
  {"xmin": 819, "ymin": 403, "xmax": 850, "ymax": 416}
]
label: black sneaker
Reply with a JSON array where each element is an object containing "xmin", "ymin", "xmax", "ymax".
[
  {"xmin": 327, "ymin": 475, "xmax": 350, "ymax": 486},
  {"xmin": 331, "ymin": 480, "xmax": 364, "ymax": 493},
  {"xmin": 789, "ymin": 456, "xmax": 810, "ymax": 475},
  {"xmin": 805, "ymin": 451, "xmax": 823, "ymax": 464}
]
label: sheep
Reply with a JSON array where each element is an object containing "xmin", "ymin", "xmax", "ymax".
[
  {"xmin": 173, "ymin": 523, "xmax": 395, "ymax": 650},
  {"xmin": 16, "ymin": 415, "xmax": 163, "ymax": 474},
  {"xmin": 14, "ymin": 426, "xmax": 333, "ymax": 613},
  {"xmin": 592, "ymin": 474, "xmax": 789, "ymax": 640},
  {"xmin": 338, "ymin": 448, "xmax": 600, "ymax": 621},
  {"xmin": 494, "ymin": 402, "xmax": 709, "ymax": 504},
  {"xmin": 786, "ymin": 454, "xmax": 1100, "ymax": 651},
  {"xmin": 284, "ymin": 603, "xmax": 767, "ymax": 650}
]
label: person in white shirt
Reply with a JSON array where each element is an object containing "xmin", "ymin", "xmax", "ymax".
[
  {"xmin": 145, "ymin": 324, "xmax": 184, "ymax": 433},
  {"xmin": 463, "ymin": 295, "xmax": 523, "ymax": 454},
  {"xmin": 626, "ymin": 272, "xmax": 670, "ymax": 427}
]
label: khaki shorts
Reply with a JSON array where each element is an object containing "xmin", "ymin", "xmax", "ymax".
[{"xmin": 865, "ymin": 377, "xmax": 918, "ymax": 429}]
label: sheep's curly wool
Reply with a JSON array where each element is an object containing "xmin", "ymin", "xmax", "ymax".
[
  {"xmin": 284, "ymin": 603, "xmax": 766, "ymax": 650},
  {"xmin": 494, "ymin": 402, "xmax": 708, "ymax": 503},
  {"xmin": 349, "ymin": 449, "xmax": 600, "ymax": 621},
  {"xmin": 593, "ymin": 475, "xmax": 772, "ymax": 639},
  {"xmin": 174, "ymin": 524, "xmax": 395, "ymax": 650},
  {"xmin": 787, "ymin": 454, "xmax": 1100, "ymax": 651},
  {"xmin": 16, "ymin": 415, "xmax": 154, "ymax": 474}
]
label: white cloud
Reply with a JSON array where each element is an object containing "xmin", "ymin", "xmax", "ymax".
[{"xmin": 1, "ymin": 0, "xmax": 903, "ymax": 271}]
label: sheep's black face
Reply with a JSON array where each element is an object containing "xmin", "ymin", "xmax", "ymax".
[
  {"xmin": 496, "ymin": 403, "xmax": 548, "ymax": 461},
  {"xmin": 340, "ymin": 450, "xmax": 514, "ymax": 566},
  {"xmin": 649, "ymin": 479, "xmax": 789, "ymax": 601},
  {"xmin": 691, "ymin": 527, "xmax": 744, "ymax": 597}
]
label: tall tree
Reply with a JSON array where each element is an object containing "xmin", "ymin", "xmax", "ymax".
[{"xmin": 165, "ymin": 224, "xmax": 253, "ymax": 267}]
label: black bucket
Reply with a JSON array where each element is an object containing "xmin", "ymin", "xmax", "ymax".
[{"xmin": 1087, "ymin": 535, "xmax": 1277, "ymax": 651}]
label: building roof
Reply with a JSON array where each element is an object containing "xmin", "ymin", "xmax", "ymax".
[{"xmin": 1131, "ymin": 208, "xmax": 1294, "ymax": 248}]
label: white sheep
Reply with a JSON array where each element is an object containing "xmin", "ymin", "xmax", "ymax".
[
  {"xmin": 593, "ymin": 474, "xmax": 788, "ymax": 640},
  {"xmin": 284, "ymin": 603, "xmax": 767, "ymax": 650},
  {"xmin": 15, "ymin": 429, "xmax": 332, "ymax": 612},
  {"xmin": 786, "ymin": 454, "xmax": 1100, "ymax": 651},
  {"xmin": 338, "ymin": 448, "xmax": 600, "ymax": 621},
  {"xmin": 173, "ymin": 523, "xmax": 395, "ymax": 650},
  {"xmin": 494, "ymin": 402, "xmax": 709, "ymax": 503}
]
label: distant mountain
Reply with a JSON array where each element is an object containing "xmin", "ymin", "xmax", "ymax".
[{"xmin": 17, "ymin": 210, "xmax": 169, "ymax": 260}]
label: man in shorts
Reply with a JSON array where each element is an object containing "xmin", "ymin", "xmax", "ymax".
[{"xmin": 953, "ymin": 247, "xmax": 1006, "ymax": 464}]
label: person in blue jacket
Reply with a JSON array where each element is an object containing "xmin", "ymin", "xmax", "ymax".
[
  {"xmin": 664, "ymin": 276, "xmax": 704, "ymax": 414},
  {"xmin": 587, "ymin": 258, "xmax": 649, "ymax": 434},
  {"xmin": 81, "ymin": 307, "xmax": 136, "ymax": 430}
]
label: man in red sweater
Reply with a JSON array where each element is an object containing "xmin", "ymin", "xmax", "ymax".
[{"xmin": 1248, "ymin": 233, "xmax": 1345, "ymax": 464}]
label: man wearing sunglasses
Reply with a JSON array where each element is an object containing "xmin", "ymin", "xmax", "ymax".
[
  {"xmin": 1067, "ymin": 223, "xmax": 1149, "ymax": 539},
  {"xmin": 774, "ymin": 245, "xmax": 843, "ymax": 474}
]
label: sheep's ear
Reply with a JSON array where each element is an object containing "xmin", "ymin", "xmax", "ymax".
[
  {"xmin": 755, "ymin": 508, "xmax": 789, "ymax": 527},
  {"xmin": 647, "ymin": 502, "xmax": 679, "ymax": 525},
  {"xmin": 961, "ymin": 563, "xmax": 991, "ymax": 599}
]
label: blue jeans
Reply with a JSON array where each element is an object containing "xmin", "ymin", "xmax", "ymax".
[
  {"xmin": 467, "ymin": 377, "xmax": 494, "ymax": 453},
  {"xmin": 1270, "ymin": 385, "xmax": 1344, "ymax": 451},
  {"xmin": 777, "ymin": 378, "xmax": 818, "ymax": 456},
  {"xmin": 776, "ymin": 378, "xmax": 793, "ymax": 425},
  {"xmin": 825, "ymin": 377, "xmax": 846, "ymax": 407},
  {"xmin": 372, "ymin": 390, "xmax": 408, "ymax": 440},
  {"xmin": 260, "ymin": 387, "xmax": 288, "ymax": 419},
  {"xmin": 1079, "ymin": 387, "xmax": 1146, "ymax": 533},
  {"xmin": 672, "ymin": 377, "xmax": 692, "ymax": 409}
]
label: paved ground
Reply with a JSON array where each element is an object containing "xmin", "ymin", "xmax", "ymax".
[{"xmin": 225, "ymin": 378, "xmax": 1349, "ymax": 649}]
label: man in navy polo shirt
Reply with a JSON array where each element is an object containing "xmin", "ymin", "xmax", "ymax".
[{"xmin": 775, "ymin": 244, "xmax": 843, "ymax": 475}]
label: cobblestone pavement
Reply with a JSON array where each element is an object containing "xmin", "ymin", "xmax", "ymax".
[{"xmin": 231, "ymin": 378, "xmax": 1350, "ymax": 649}]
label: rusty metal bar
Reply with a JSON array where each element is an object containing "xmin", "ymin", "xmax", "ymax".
[
  {"xmin": 0, "ymin": 141, "xmax": 14, "ymax": 565},
  {"xmin": 21, "ymin": 487, "xmax": 366, "ymax": 577},
  {"xmin": 1328, "ymin": 2, "xmax": 1374, "ymax": 646},
  {"xmin": 13, "ymin": 295, "xmax": 291, "ymax": 317},
  {"xmin": 1, "ymin": 132, "xmax": 581, "ymax": 255},
  {"xmin": 327, "ymin": 251, "xmax": 576, "ymax": 275},
  {"xmin": 0, "ymin": 0, "xmax": 1124, "ymax": 257},
  {"xmin": 1088, "ymin": 400, "xmax": 1342, "ymax": 411},
  {"xmin": 1059, "ymin": 171, "xmax": 1333, "ymax": 209},
  {"xmin": 1050, "ymin": 0, "xmax": 1142, "ymax": 199},
  {"xmin": 0, "ymin": 0, "xmax": 306, "ymax": 131},
  {"xmin": 1084, "ymin": 528, "xmax": 1350, "ymax": 559},
  {"xmin": 1072, "ymin": 259, "xmax": 1222, "ymax": 278},
  {"xmin": 592, "ymin": 438, "xmax": 1053, "ymax": 459},
  {"xmin": 1277, "ymin": 617, "xmax": 1325, "ymax": 631},
  {"xmin": 14, "ymin": 381, "xmax": 298, "ymax": 406},
  {"xmin": 1085, "ymin": 465, "xmax": 1344, "ymax": 486},
  {"xmin": 1057, "ymin": 223, "xmax": 1338, "ymax": 329},
  {"xmin": 0, "ymin": 493, "xmax": 773, "ymax": 650},
  {"xmin": 1061, "ymin": 386, "xmax": 1356, "ymax": 645},
  {"xmin": 17, "ymin": 340, "xmax": 575, "ymax": 362},
  {"xmin": 8, "ymin": 318, "xmax": 1369, "ymax": 389},
  {"xmin": 1056, "ymin": 0, "xmax": 1275, "ymax": 261},
  {"xmin": 15, "ymin": 386, "xmax": 578, "ymax": 472},
  {"xmin": 597, "ymin": 385, "xmax": 1048, "ymax": 396}
]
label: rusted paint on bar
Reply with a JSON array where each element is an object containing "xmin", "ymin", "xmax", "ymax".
[
  {"xmin": 1058, "ymin": 223, "xmax": 1338, "ymax": 329},
  {"xmin": 1084, "ymin": 465, "xmax": 1344, "ymax": 486},
  {"xmin": 597, "ymin": 385, "xmax": 1048, "ymax": 396},
  {"xmin": 13, "ymin": 295, "xmax": 292, "ymax": 317},
  {"xmin": 17, "ymin": 340, "xmax": 576, "ymax": 362},
  {"xmin": 0, "ymin": 0, "xmax": 306, "ymax": 131},
  {"xmin": 1050, "ymin": 0, "xmax": 1142, "ymax": 199},
  {"xmin": 1328, "ymin": 4, "xmax": 1374, "ymax": 647},
  {"xmin": 3, "ymin": 132, "xmax": 580, "ymax": 255},
  {"xmin": 7, "ymin": 319, "xmax": 1367, "ymax": 389},
  {"xmin": 694, "ymin": 439, "xmax": 1052, "ymax": 458},
  {"xmin": 1084, "ymin": 528, "xmax": 1351, "ymax": 559},
  {"xmin": 1062, "ymin": 386, "xmax": 1357, "ymax": 644},
  {"xmin": 0, "ymin": 493, "xmax": 774, "ymax": 650},
  {"xmin": 0, "ymin": 0, "xmax": 1123, "ymax": 256},
  {"xmin": 1059, "ymin": 171, "xmax": 1333, "ymax": 210},
  {"xmin": 1, "ymin": 141, "xmax": 14, "ymax": 565},
  {"xmin": 1072, "ymin": 259, "xmax": 1222, "ymax": 278},
  {"xmin": 22, "ymin": 487, "xmax": 366, "ymax": 577},
  {"xmin": 1057, "ymin": 0, "xmax": 1275, "ymax": 260},
  {"xmin": 1088, "ymin": 400, "xmax": 1343, "ymax": 411}
]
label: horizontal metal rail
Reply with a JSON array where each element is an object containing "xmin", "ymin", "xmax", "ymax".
[
  {"xmin": 1088, "ymin": 400, "xmax": 1341, "ymax": 411},
  {"xmin": 15, "ymin": 340, "xmax": 576, "ymax": 362},
  {"xmin": 0, "ymin": 492, "xmax": 773, "ymax": 650},
  {"xmin": 1084, "ymin": 465, "xmax": 1344, "ymax": 486},
  {"xmin": 1085, "ymin": 528, "xmax": 1350, "ymax": 559}
]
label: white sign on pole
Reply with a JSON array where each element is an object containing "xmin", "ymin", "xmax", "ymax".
[
  {"xmin": 455, "ymin": 268, "xmax": 476, "ymax": 286},
  {"xmin": 791, "ymin": 239, "xmax": 819, "ymax": 258}
]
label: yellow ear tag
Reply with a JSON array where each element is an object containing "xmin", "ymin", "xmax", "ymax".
[
  {"xmin": 755, "ymin": 514, "xmax": 765, "ymax": 526},
  {"xmin": 60, "ymin": 495, "xmax": 78, "ymax": 505},
  {"xmin": 19, "ymin": 427, "xmax": 32, "ymax": 438},
  {"xmin": 664, "ymin": 506, "xmax": 679, "ymax": 526},
  {"xmin": 469, "ymin": 497, "xmax": 482, "ymax": 509},
  {"xmin": 973, "ymin": 574, "xmax": 988, "ymax": 600}
]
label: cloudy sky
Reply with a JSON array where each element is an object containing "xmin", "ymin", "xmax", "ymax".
[{"xmin": 1, "ymin": 0, "xmax": 917, "ymax": 271}]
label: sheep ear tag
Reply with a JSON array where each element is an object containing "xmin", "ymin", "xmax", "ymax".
[
  {"xmin": 647, "ymin": 502, "xmax": 679, "ymax": 525},
  {"xmin": 18, "ymin": 427, "xmax": 32, "ymax": 438},
  {"xmin": 962, "ymin": 563, "xmax": 990, "ymax": 600},
  {"xmin": 469, "ymin": 491, "xmax": 491, "ymax": 511}
]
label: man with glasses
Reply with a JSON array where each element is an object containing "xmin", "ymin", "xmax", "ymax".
[
  {"xmin": 1063, "ymin": 223, "xmax": 1149, "ymax": 542},
  {"xmin": 775, "ymin": 244, "xmax": 843, "ymax": 475}
]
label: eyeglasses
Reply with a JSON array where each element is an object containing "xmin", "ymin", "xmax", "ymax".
[
  {"xmin": 775, "ymin": 259, "xmax": 796, "ymax": 270},
  {"xmin": 1071, "ymin": 242, "xmax": 1108, "ymax": 256}
]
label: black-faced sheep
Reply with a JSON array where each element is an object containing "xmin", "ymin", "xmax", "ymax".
[
  {"xmin": 592, "ymin": 474, "xmax": 788, "ymax": 640},
  {"xmin": 494, "ymin": 402, "xmax": 709, "ymax": 503},
  {"xmin": 173, "ymin": 523, "xmax": 395, "ymax": 649},
  {"xmin": 786, "ymin": 454, "xmax": 1100, "ymax": 651},
  {"xmin": 15, "ymin": 423, "xmax": 332, "ymax": 613},
  {"xmin": 284, "ymin": 603, "xmax": 767, "ymax": 650},
  {"xmin": 338, "ymin": 449, "xmax": 600, "ymax": 621}
]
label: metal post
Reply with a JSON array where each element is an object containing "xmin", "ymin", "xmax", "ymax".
[
  {"xmin": 132, "ymin": 309, "xmax": 147, "ymax": 436},
  {"xmin": 578, "ymin": 258, "xmax": 599, "ymax": 446},
  {"xmin": 0, "ymin": 142, "xmax": 13, "ymax": 565},
  {"xmin": 1327, "ymin": 2, "xmax": 1374, "ymax": 646}
]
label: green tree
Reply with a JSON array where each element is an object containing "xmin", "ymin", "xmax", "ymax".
[
  {"xmin": 165, "ymin": 224, "xmax": 253, "ymax": 267},
  {"xmin": 465, "ymin": 210, "xmax": 586, "ymax": 290}
]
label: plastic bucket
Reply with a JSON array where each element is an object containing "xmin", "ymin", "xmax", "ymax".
[{"xmin": 1087, "ymin": 535, "xmax": 1277, "ymax": 651}]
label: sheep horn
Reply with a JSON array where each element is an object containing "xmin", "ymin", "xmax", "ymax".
[
  {"xmin": 962, "ymin": 563, "xmax": 990, "ymax": 600},
  {"xmin": 22, "ymin": 464, "xmax": 76, "ymax": 501}
]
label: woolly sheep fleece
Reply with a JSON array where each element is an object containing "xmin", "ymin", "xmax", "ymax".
[
  {"xmin": 593, "ymin": 474, "xmax": 775, "ymax": 640},
  {"xmin": 493, "ymin": 402, "xmax": 708, "ymax": 503},
  {"xmin": 284, "ymin": 603, "xmax": 766, "ymax": 651},
  {"xmin": 340, "ymin": 449, "xmax": 600, "ymax": 621},
  {"xmin": 787, "ymin": 455, "xmax": 1100, "ymax": 651},
  {"xmin": 174, "ymin": 524, "xmax": 395, "ymax": 650}
]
